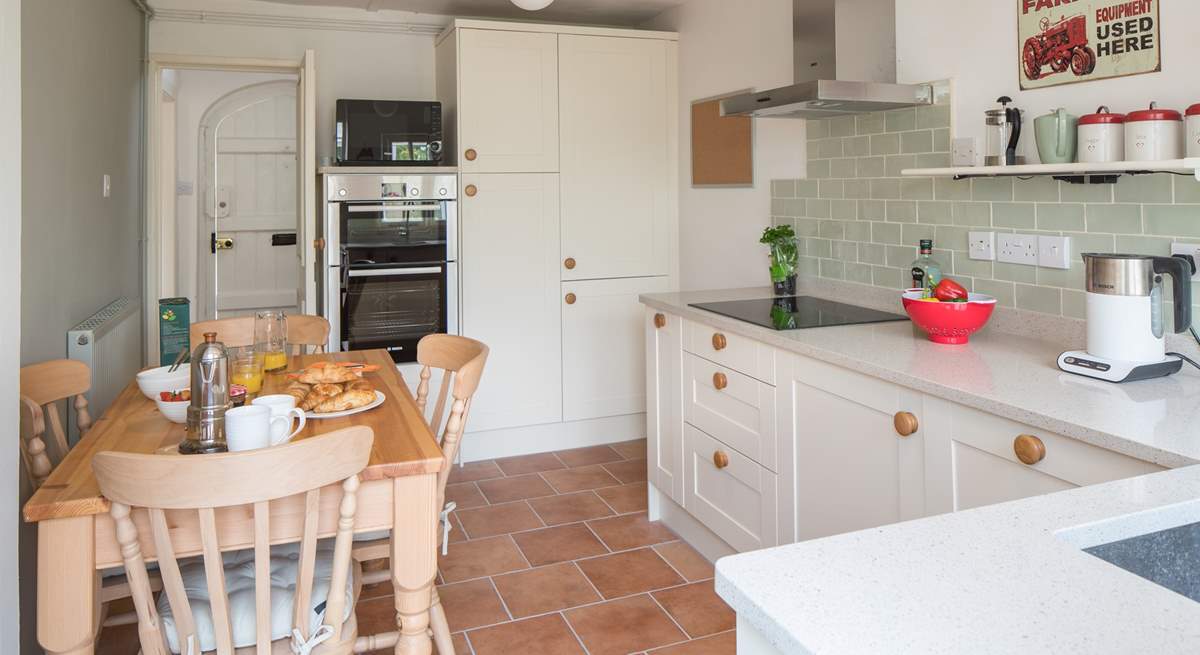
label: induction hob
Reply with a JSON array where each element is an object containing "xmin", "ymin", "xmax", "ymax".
[{"xmin": 690, "ymin": 296, "xmax": 908, "ymax": 331}]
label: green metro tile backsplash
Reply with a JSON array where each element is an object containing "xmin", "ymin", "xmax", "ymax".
[{"xmin": 772, "ymin": 92, "xmax": 1200, "ymax": 319}]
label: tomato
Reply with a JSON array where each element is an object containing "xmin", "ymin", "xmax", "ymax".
[{"xmin": 933, "ymin": 278, "xmax": 969, "ymax": 302}]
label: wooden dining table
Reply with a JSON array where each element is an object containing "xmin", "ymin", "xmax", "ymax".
[{"xmin": 22, "ymin": 349, "xmax": 446, "ymax": 655}]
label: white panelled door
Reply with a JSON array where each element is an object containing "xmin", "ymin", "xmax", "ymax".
[
  {"xmin": 457, "ymin": 29, "xmax": 559, "ymax": 173},
  {"xmin": 460, "ymin": 173, "xmax": 563, "ymax": 432},
  {"xmin": 559, "ymin": 35, "xmax": 670, "ymax": 281}
]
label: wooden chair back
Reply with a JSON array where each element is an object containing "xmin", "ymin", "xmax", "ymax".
[
  {"xmin": 414, "ymin": 335, "xmax": 489, "ymax": 497},
  {"xmin": 92, "ymin": 426, "xmax": 374, "ymax": 655},
  {"xmin": 19, "ymin": 359, "xmax": 92, "ymax": 487},
  {"xmin": 190, "ymin": 314, "xmax": 330, "ymax": 354}
]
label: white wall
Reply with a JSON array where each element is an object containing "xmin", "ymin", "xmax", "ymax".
[
  {"xmin": 896, "ymin": 0, "xmax": 1197, "ymax": 164},
  {"xmin": 644, "ymin": 0, "xmax": 804, "ymax": 291},
  {"xmin": 148, "ymin": 1, "xmax": 444, "ymax": 163},
  {"xmin": 835, "ymin": 0, "xmax": 896, "ymax": 82},
  {"xmin": 0, "ymin": 0, "xmax": 19, "ymax": 651}
]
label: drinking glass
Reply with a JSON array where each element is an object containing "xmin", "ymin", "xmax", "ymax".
[
  {"xmin": 255, "ymin": 310, "xmax": 288, "ymax": 372},
  {"xmin": 229, "ymin": 346, "xmax": 265, "ymax": 395}
]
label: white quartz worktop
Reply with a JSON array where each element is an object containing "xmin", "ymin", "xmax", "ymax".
[
  {"xmin": 716, "ymin": 466, "xmax": 1200, "ymax": 654},
  {"xmin": 641, "ymin": 287, "xmax": 1200, "ymax": 468}
]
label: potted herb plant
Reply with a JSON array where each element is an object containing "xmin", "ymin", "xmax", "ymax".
[{"xmin": 760, "ymin": 225, "xmax": 799, "ymax": 296}]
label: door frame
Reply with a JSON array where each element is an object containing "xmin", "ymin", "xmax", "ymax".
[{"xmin": 143, "ymin": 52, "xmax": 316, "ymax": 364}]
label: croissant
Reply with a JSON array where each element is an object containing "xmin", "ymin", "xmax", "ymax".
[
  {"xmin": 311, "ymin": 383, "xmax": 344, "ymax": 396},
  {"xmin": 313, "ymin": 389, "xmax": 375, "ymax": 413},
  {"xmin": 300, "ymin": 386, "xmax": 341, "ymax": 411},
  {"xmin": 345, "ymin": 379, "xmax": 374, "ymax": 393},
  {"xmin": 283, "ymin": 382, "xmax": 310, "ymax": 403},
  {"xmin": 297, "ymin": 362, "xmax": 360, "ymax": 385}
]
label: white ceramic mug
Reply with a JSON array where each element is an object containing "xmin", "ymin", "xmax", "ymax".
[
  {"xmin": 252, "ymin": 394, "xmax": 308, "ymax": 444},
  {"xmin": 226, "ymin": 404, "xmax": 304, "ymax": 452}
]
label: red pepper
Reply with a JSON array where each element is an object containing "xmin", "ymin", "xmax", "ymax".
[{"xmin": 934, "ymin": 278, "xmax": 969, "ymax": 302}]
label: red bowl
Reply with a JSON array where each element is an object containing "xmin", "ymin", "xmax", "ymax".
[{"xmin": 901, "ymin": 289, "xmax": 996, "ymax": 345}]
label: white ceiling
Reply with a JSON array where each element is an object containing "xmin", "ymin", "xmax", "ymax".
[{"xmin": 254, "ymin": 0, "xmax": 686, "ymax": 26}]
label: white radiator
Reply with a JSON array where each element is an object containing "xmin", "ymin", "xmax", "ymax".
[{"xmin": 67, "ymin": 298, "xmax": 142, "ymax": 444}]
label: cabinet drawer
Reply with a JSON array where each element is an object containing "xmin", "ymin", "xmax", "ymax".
[
  {"xmin": 684, "ymin": 354, "xmax": 776, "ymax": 471},
  {"xmin": 684, "ymin": 321, "xmax": 775, "ymax": 384},
  {"xmin": 683, "ymin": 424, "xmax": 778, "ymax": 552}
]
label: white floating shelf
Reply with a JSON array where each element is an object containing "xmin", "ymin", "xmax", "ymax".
[{"xmin": 902, "ymin": 158, "xmax": 1200, "ymax": 182}]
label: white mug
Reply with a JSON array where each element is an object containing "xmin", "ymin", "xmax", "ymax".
[
  {"xmin": 252, "ymin": 394, "xmax": 308, "ymax": 444},
  {"xmin": 226, "ymin": 404, "xmax": 304, "ymax": 452}
]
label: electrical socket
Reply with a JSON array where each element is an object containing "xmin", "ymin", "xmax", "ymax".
[
  {"xmin": 952, "ymin": 138, "xmax": 978, "ymax": 167},
  {"xmin": 967, "ymin": 231, "xmax": 996, "ymax": 261},
  {"xmin": 1171, "ymin": 243, "xmax": 1200, "ymax": 281},
  {"xmin": 1037, "ymin": 235, "xmax": 1071, "ymax": 270},
  {"xmin": 997, "ymin": 233, "xmax": 1039, "ymax": 266}
]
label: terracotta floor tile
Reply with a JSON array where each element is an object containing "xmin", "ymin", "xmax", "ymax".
[
  {"xmin": 446, "ymin": 481, "xmax": 488, "ymax": 510},
  {"xmin": 541, "ymin": 465, "xmax": 622, "ymax": 493},
  {"xmin": 467, "ymin": 613, "xmax": 585, "ymax": 655},
  {"xmin": 439, "ymin": 535, "xmax": 529, "ymax": 583},
  {"xmin": 556, "ymin": 445, "xmax": 624, "ymax": 467},
  {"xmin": 477, "ymin": 473, "xmax": 556, "ymax": 504},
  {"xmin": 437, "ymin": 578, "xmax": 511, "ymax": 633},
  {"xmin": 448, "ymin": 460, "xmax": 505, "ymax": 484},
  {"xmin": 602, "ymin": 458, "xmax": 648, "ymax": 484},
  {"xmin": 356, "ymin": 594, "xmax": 401, "ymax": 636},
  {"xmin": 595, "ymin": 482, "xmax": 649, "ymax": 515},
  {"xmin": 565, "ymin": 594, "xmax": 687, "ymax": 655},
  {"xmin": 527, "ymin": 491, "xmax": 614, "ymax": 526},
  {"xmin": 97, "ymin": 622, "xmax": 139, "ymax": 655},
  {"xmin": 448, "ymin": 511, "xmax": 469, "ymax": 544},
  {"xmin": 610, "ymin": 438, "xmax": 648, "ymax": 460},
  {"xmin": 492, "ymin": 562, "xmax": 601, "ymax": 618},
  {"xmin": 494, "ymin": 452, "xmax": 565, "ymax": 476},
  {"xmin": 576, "ymin": 548, "xmax": 684, "ymax": 599},
  {"xmin": 649, "ymin": 630, "xmax": 736, "ymax": 654},
  {"xmin": 653, "ymin": 581, "xmax": 735, "ymax": 638},
  {"xmin": 457, "ymin": 501, "xmax": 543, "ymax": 539},
  {"xmin": 440, "ymin": 633, "xmax": 471, "ymax": 655},
  {"xmin": 587, "ymin": 512, "xmax": 677, "ymax": 551},
  {"xmin": 653, "ymin": 541, "xmax": 715, "ymax": 582},
  {"xmin": 512, "ymin": 523, "xmax": 608, "ymax": 566}
]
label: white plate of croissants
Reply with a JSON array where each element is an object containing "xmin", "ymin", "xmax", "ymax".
[{"xmin": 283, "ymin": 361, "xmax": 385, "ymax": 418}]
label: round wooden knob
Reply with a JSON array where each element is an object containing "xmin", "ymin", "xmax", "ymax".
[
  {"xmin": 711, "ymin": 333, "xmax": 727, "ymax": 351},
  {"xmin": 1014, "ymin": 434, "xmax": 1046, "ymax": 465},
  {"xmin": 653, "ymin": 313, "xmax": 666, "ymax": 329},
  {"xmin": 464, "ymin": 184, "xmax": 478, "ymax": 197},
  {"xmin": 464, "ymin": 148, "xmax": 478, "ymax": 161},
  {"xmin": 893, "ymin": 411, "xmax": 919, "ymax": 437},
  {"xmin": 564, "ymin": 257, "xmax": 577, "ymax": 270},
  {"xmin": 712, "ymin": 372, "xmax": 728, "ymax": 390},
  {"xmin": 713, "ymin": 451, "xmax": 730, "ymax": 469},
  {"xmin": 565, "ymin": 293, "xmax": 577, "ymax": 305}
]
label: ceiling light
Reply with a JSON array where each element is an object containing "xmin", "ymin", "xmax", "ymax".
[{"xmin": 511, "ymin": 0, "xmax": 554, "ymax": 10}]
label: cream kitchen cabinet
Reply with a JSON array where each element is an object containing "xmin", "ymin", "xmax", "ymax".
[
  {"xmin": 777, "ymin": 354, "xmax": 926, "ymax": 543},
  {"xmin": 559, "ymin": 34, "xmax": 676, "ymax": 281},
  {"xmin": 448, "ymin": 28, "xmax": 559, "ymax": 173},
  {"xmin": 922, "ymin": 399, "xmax": 1166, "ymax": 514},
  {"xmin": 562, "ymin": 276, "xmax": 671, "ymax": 421},
  {"xmin": 460, "ymin": 173, "xmax": 563, "ymax": 431},
  {"xmin": 684, "ymin": 424, "xmax": 779, "ymax": 552},
  {"xmin": 646, "ymin": 309, "xmax": 683, "ymax": 503}
]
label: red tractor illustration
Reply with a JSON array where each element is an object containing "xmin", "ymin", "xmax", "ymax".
[{"xmin": 1023, "ymin": 14, "xmax": 1096, "ymax": 80}]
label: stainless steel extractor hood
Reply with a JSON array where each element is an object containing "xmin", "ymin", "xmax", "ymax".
[{"xmin": 720, "ymin": 80, "xmax": 933, "ymax": 119}]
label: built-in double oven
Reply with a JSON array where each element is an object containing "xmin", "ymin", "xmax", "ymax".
[{"xmin": 323, "ymin": 174, "xmax": 457, "ymax": 363}]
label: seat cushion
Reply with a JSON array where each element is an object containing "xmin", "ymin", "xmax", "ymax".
[{"xmin": 158, "ymin": 542, "xmax": 356, "ymax": 655}]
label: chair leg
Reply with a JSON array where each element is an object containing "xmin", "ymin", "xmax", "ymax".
[{"xmin": 429, "ymin": 587, "xmax": 454, "ymax": 655}]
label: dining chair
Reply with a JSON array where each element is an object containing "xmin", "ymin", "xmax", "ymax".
[
  {"xmin": 20, "ymin": 359, "xmax": 92, "ymax": 487},
  {"xmin": 189, "ymin": 314, "xmax": 331, "ymax": 353},
  {"xmin": 92, "ymin": 425, "xmax": 374, "ymax": 655},
  {"xmin": 352, "ymin": 334, "xmax": 489, "ymax": 655}
]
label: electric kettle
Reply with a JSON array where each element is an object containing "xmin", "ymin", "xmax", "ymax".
[
  {"xmin": 1058, "ymin": 253, "xmax": 1194, "ymax": 383},
  {"xmin": 181, "ymin": 332, "xmax": 232, "ymax": 453}
]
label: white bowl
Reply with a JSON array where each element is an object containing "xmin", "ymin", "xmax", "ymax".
[
  {"xmin": 136, "ymin": 365, "xmax": 190, "ymax": 400},
  {"xmin": 154, "ymin": 397, "xmax": 189, "ymax": 424}
]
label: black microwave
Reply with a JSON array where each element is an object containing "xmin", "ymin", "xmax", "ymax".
[{"xmin": 335, "ymin": 99, "xmax": 443, "ymax": 166}]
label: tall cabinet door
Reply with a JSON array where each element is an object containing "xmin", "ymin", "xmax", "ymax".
[
  {"xmin": 458, "ymin": 29, "xmax": 559, "ymax": 173},
  {"xmin": 562, "ymin": 276, "xmax": 671, "ymax": 421},
  {"xmin": 646, "ymin": 308, "xmax": 683, "ymax": 503},
  {"xmin": 559, "ymin": 35, "xmax": 672, "ymax": 280},
  {"xmin": 460, "ymin": 174, "xmax": 562, "ymax": 431}
]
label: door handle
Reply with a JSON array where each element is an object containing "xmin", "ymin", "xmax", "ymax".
[
  {"xmin": 211, "ymin": 234, "xmax": 233, "ymax": 253},
  {"xmin": 347, "ymin": 267, "xmax": 442, "ymax": 278}
]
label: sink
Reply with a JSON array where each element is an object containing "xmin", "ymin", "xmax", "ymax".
[{"xmin": 1084, "ymin": 521, "xmax": 1200, "ymax": 603}]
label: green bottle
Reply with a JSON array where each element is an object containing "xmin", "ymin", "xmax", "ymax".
[{"xmin": 910, "ymin": 239, "xmax": 943, "ymax": 298}]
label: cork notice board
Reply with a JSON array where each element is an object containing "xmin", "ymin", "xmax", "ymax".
[{"xmin": 691, "ymin": 97, "xmax": 753, "ymax": 187}]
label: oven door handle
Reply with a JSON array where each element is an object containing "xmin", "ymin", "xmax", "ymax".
[
  {"xmin": 347, "ymin": 266, "xmax": 443, "ymax": 278},
  {"xmin": 347, "ymin": 204, "xmax": 443, "ymax": 213}
]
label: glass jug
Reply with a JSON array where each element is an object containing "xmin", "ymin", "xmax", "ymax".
[{"xmin": 255, "ymin": 310, "xmax": 288, "ymax": 372}]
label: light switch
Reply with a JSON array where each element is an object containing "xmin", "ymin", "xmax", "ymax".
[
  {"xmin": 102, "ymin": 174, "xmax": 111, "ymax": 198},
  {"xmin": 1037, "ymin": 235, "xmax": 1071, "ymax": 270}
]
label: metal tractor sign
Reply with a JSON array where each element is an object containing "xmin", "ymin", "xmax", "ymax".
[{"xmin": 1018, "ymin": 0, "xmax": 1160, "ymax": 90}]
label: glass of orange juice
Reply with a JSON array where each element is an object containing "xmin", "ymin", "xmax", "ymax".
[
  {"xmin": 255, "ymin": 310, "xmax": 288, "ymax": 372},
  {"xmin": 230, "ymin": 347, "xmax": 265, "ymax": 395}
]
